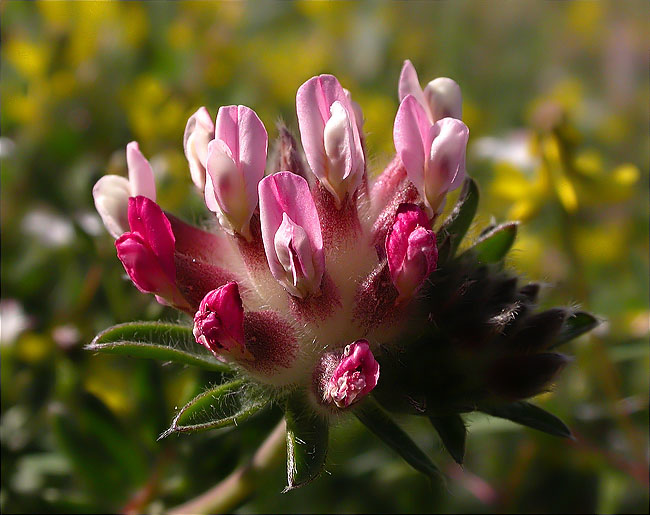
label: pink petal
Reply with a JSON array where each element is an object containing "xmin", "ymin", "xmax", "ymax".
[
  {"xmin": 258, "ymin": 172, "xmax": 324, "ymax": 297},
  {"xmin": 126, "ymin": 196, "xmax": 176, "ymax": 283},
  {"xmin": 116, "ymin": 232, "xmax": 167, "ymax": 293},
  {"xmin": 398, "ymin": 60, "xmax": 428, "ymax": 112},
  {"xmin": 343, "ymin": 87, "xmax": 364, "ymax": 134},
  {"xmin": 183, "ymin": 107, "xmax": 215, "ymax": 190},
  {"xmin": 425, "ymin": 118, "xmax": 469, "ymax": 211},
  {"xmin": 273, "ymin": 213, "xmax": 316, "ymax": 296},
  {"xmin": 126, "ymin": 141, "xmax": 156, "ymax": 201},
  {"xmin": 206, "ymin": 139, "xmax": 245, "ymax": 219},
  {"xmin": 393, "ymin": 95, "xmax": 431, "ymax": 193},
  {"xmin": 235, "ymin": 106, "xmax": 268, "ymax": 212}
]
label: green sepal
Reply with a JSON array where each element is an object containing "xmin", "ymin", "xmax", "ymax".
[
  {"xmin": 283, "ymin": 392, "xmax": 329, "ymax": 491},
  {"xmin": 86, "ymin": 322, "xmax": 230, "ymax": 372},
  {"xmin": 159, "ymin": 379, "xmax": 268, "ymax": 438},
  {"xmin": 479, "ymin": 401, "xmax": 572, "ymax": 438},
  {"xmin": 355, "ymin": 397, "xmax": 443, "ymax": 481},
  {"xmin": 437, "ymin": 177, "xmax": 479, "ymax": 260},
  {"xmin": 429, "ymin": 413, "xmax": 467, "ymax": 465},
  {"xmin": 464, "ymin": 222, "xmax": 518, "ymax": 263},
  {"xmin": 551, "ymin": 311, "xmax": 600, "ymax": 348}
]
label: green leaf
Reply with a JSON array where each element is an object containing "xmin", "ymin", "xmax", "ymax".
[
  {"xmin": 355, "ymin": 397, "xmax": 442, "ymax": 481},
  {"xmin": 160, "ymin": 380, "xmax": 268, "ymax": 437},
  {"xmin": 284, "ymin": 392, "xmax": 329, "ymax": 491},
  {"xmin": 480, "ymin": 401, "xmax": 572, "ymax": 438},
  {"xmin": 551, "ymin": 311, "xmax": 600, "ymax": 348},
  {"xmin": 429, "ymin": 414, "xmax": 466, "ymax": 465},
  {"xmin": 437, "ymin": 177, "xmax": 479, "ymax": 259},
  {"xmin": 86, "ymin": 322, "xmax": 230, "ymax": 372},
  {"xmin": 465, "ymin": 222, "xmax": 518, "ymax": 263}
]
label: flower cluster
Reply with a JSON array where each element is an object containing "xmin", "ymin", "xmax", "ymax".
[
  {"xmin": 92, "ymin": 61, "xmax": 598, "ymax": 489},
  {"xmin": 93, "ymin": 60, "xmax": 468, "ymax": 409}
]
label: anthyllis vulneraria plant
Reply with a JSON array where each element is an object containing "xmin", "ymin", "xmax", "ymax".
[{"xmin": 89, "ymin": 60, "xmax": 600, "ymax": 492}]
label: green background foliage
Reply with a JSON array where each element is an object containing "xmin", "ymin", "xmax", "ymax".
[{"xmin": 1, "ymin": 1, "xmax": 648, "ymax": 512}]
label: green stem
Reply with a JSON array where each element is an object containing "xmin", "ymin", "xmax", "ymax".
[{"xmin": 168, "ymin": 419, "xmax": 286, "ymax": 514}]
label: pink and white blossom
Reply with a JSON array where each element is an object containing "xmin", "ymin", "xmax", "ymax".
[
  {"xmin": 183, "ymin": 107, "xmax": 215, "ymax": 190},
  {"xmin": 296, "ymin": 74, "xmax": 364, "ymax": 206},
  {"xmin": 258, "ymin": 172, "xmax": 324, "ymax": 298},
  {"xmin": 399, "ymin": 59, "xmax": 463, "ymax": 123},
  {"xmin": 205, "ymin": 105, "xmax": 268, "ymax": 240},
  {"xmin": 93, "ymin": 141, "xmax": 156, "ymax": 238},
  {"xmin": 94, "ymin": 63, "xmax": 474, "ymax": 399},
  {"xmin": 394, "ymin": 95, "xmax": 469, "ymax": 214}
]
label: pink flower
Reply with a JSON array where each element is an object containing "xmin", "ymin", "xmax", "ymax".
[
  {"xmin": 394, "ymin": 95, "xmax": 469, "ymax": 214},
  {"xmin": 115, "ymin": 196, "xmax": 186, "ymax": 308},
  {"xmin": 296, "ymin": 74, "xmax": 364, "ymax": 206},
  {"xmin": 325, "ymin": 340, "xmax": 380, "ymax": 408},
  {"xmin": 205, "ymin": 105, "xmax": 268, "ymax": 240},
  {"xmin": 399, "ymin": 59, "xmax": 463, "ymax": 123},
  {"xmin": 258, "ymin": 172, "xmax": 324, "ymax": 298},
  {"xmin": 386, "ymin": 204, "xmax": 438, "ymax": 301},
  {"xmin": 193, "ymin": 282, "xmax": 252, "ymax": 362},
  {"xmin": 93, "ymin": 141, "xmax": 156, "ymax": 238},
  {"xmin": 183, "ymin": 107, "xmax": 215, "ymax": 190}
]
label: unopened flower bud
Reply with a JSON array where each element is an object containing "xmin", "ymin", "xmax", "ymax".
[
  {"xmin": 325, "ymin": 340, "xmax": 380, "ymax": 408},
  {"xmin": 183, "ymin": 107, "xmax": 215, "ymax": 190},
  {"xmin": 386, "ymin": 204, "xmax": 438, "ymax": 300},
  {"xmin": 193, "ymin": 282, "xmax": 252, "ymax": 362},
  {"xmin": 259, "ymin": 172, "xmax": 324, "ymax": 298}
]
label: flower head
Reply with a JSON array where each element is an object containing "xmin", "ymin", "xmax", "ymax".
[{"xmin": 93, "ymin": 62, "xmax": 598, "ymax": 491}]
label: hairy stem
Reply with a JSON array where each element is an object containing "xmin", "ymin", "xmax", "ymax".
[{"xmin": 168, "ymin": 419, "xmax": 287, "ymax": 514}]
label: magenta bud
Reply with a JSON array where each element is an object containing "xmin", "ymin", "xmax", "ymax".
[
  {"xmin": 325, "ymin": 340, "xmax": 380, "ymax": 408},
  {"xmin": 193, "ymin": 282, "xmax": 252, "ymax": 362},
  {"xmin": 386, "ymin": 203, "xmax": 438, "ymax": 300}
]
